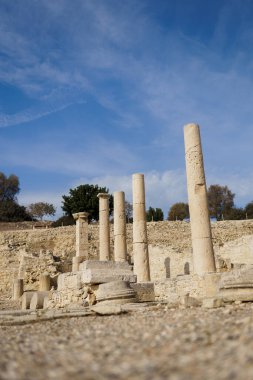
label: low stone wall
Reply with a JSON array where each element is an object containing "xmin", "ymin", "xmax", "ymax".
[{"xmin": 1, "ymin": 220, "xmax": 253, "ymax": 296}]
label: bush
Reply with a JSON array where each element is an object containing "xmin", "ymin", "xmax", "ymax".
[{"xmin": 52, "ymin": 215, "xmax": 75, "ymax": 227}]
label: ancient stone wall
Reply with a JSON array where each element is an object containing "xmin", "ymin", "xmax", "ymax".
[{"xmin": 1, "ymin": 220, "xmax": 253, "ymax": 296}]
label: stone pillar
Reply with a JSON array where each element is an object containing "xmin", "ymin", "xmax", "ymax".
[
  {"xmin": 184, "ymin": 123, "xmax": 216, "ymax": 275},
  {"xmin": 72, "ymin": 211, "xmax": 89, "ymax": 271},
  {"xmin": 97, "ymin": 193, "xmax": 110, "ymax": 261},
  {"xmin": 132, "ymin": 173, "xmax": 150, "ymax": 282},
  {"xmin": 114, "ymin": 191, "xmax": 127, "ymax": 262},
  {"xmin": 13, "ymin": 279, "xmax": 24, "ymax": 300},
  {"xmin": 39, "ymin": 274, "xmax": 51, "ymax": 291}
]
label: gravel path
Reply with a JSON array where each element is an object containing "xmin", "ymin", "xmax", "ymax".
[{"xmin": 1, "ymin": 303, "xmax": 253, "ymax": 380}]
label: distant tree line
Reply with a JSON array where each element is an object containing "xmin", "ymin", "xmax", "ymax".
[
  {"xmin": 167, "ymin": 184, "xmax": 253, "ymax": 221},
  {"xmin": 1, "ymin": 172, "xmax": 253, "ymax": 225}
]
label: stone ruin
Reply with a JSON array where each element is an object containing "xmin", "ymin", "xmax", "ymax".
[{"xmin": 12, "ymin": 123, "xmax": 253, "ymax": 312}]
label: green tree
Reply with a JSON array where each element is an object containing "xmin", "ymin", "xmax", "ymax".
[
  {"xmin": 225, "ymin": 207, "xmax": 245, "ymax": 220},
  {"xmin": 0, "ymin": 200, "xmax": 31, "ymax": 222},
  {"xmin": 52, "ymin": 215, "xmax": 75, "ymax": 227},
  {"xmin": 62, "ymin": 184, "xmax": 113, "ymax": 221},
  {"xmin": 0, "ymin": 172, "xmax": 31, "ymax": 222},
  {"xmin": 245, "ymin": 201, "xmax": 253, "ymax": 219},
  {"xmin": 146, "ymin": 207, "xmax": 164, "ymax": 222},
  {"xmin": 27, "ymin": 202, "xmax": 56, "ymax": 220},
  {"xmin": 0, "ymin": 172, "xmax": 20, "ymax": 201},
  {"xmin": 207, "ymin": 185, "xmax": 235, "ymax": 220},
  {"xmin": 168, "ymin": 202, "xmax": 189, "ymax": 221},
  {"xmin": 125, "ymin": 201, "xmax": 133, "ymax": 223}
]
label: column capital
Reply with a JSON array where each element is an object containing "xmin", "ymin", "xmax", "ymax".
[
  {"xmin": 72, "ymin": 212, "xmax": 89, "ymax": 221},
  {"xmin": 97, "ymin": 193, "xmax": 110, "ymax": 199}
]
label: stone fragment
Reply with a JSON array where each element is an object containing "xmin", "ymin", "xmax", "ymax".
[
  {"xmin": 96, "ymin": 280, "xmax": 137, "ymax": 305},
  {"xmin": 97, "ymin": 193, "xmax": 110, "ymax": 260},
  {"xmin": 132, "ymin": 173, "xmax": 150, "ymax": 282},
  {"xmin": 180, "ymin": 293, "xmax": 201, "ymax": 307},
  {"xmin": 202, "ymin": 298, "xmax": 223, "ymax": 309},
  {"xmin": 130, "ymin": 282, "xmax": 155, "ymax": 302},
  {"xmin": 218, "ymin": 265, "xmax": 253, "ymax": 302},
  {"xmin": 90, "ymin": 304, "xmax": 124, "ymax": 315},
  {"xmin": 184, "ymin": 123, "xmax": 216, "ymax": 275}
]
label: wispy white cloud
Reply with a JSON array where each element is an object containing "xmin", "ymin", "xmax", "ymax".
[
  {"xmin": 1, "ymin": 0, "xmax": 253, "ymax": 209},
  {"xmin": 0, "ymin": 99, "xmax": 86, "ymax": 128}
]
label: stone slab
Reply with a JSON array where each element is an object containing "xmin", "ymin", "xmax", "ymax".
[
  {"xmin": 79, "ymin": 260, "xmax": 132, "ymax": 271},
  {"xmin": 57, "ymin": 260, "xmax": 136, "ymax": 290},
  {"xmin": 80, "ymin": 269, "xmax": 136, "ymax": 284}
]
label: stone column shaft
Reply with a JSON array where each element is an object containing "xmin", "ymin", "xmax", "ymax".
[
  {"xmin": 39, "ymin": 274, "xmax": 51, "ymax": 291},
  {"xmin": 73, "ymin": 212, "xmax": 89, "ymax": 257},
  {"xmin": 184, "ymin": 123, "xmax": 216, "ymax": 275},
  {"xmin": 13, "ymin": 279, "xmax": 24, "ymax": 300},
  {"xmin": 98, "ymin": 193, "xmax": 110, "ymax": 260},
  {"xmin": 132, "ymin": 173, "xmax": 150, "ymax": 282},
  {"xmin": 72, "ymin": 212, "xmax": 89, "ymax": 271},
  {"xmin": 114, "ymin": 191, "xmax": 127, "ymax": 261}
]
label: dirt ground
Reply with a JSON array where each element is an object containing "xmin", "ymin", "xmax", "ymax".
[{"xmin": 1, "ymin": 303, "xmax": 253, "ymax": 380}]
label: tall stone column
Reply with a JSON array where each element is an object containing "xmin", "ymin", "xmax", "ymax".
[
  {"xmin": 97, "ymin": 193, "xmax": 110, "ymax": 261},
  {"xmin": 132, "ymin": 173, "xmax": 150, "ymax": 282},
  {"xmin": 72, "ymin": 212, "xmax": 89, "ymax": 271},
  {"xmin": 184, "ymin": 123, "xmax": 216, "ymax": 275},
  {"xmin": 114, "ymin": 191, "xmax": 127, "ymax": 262}
]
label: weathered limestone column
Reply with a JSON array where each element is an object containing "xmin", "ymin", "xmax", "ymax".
[
  {"xmin": 184, "ymin": 123, "xmax": 216, "ymax": 275},
  {"xmin": 13, "ymin": 279, "xmax": 24, "ymax": 300},
  {"xmin": 39, "ymin": 274, "xmax": 51, "ymax": 291},
  {"xmin": 114, "ymin": 191, "xmax": 127, "ymax": 262},
  {"xmin": 72, "ymin": 211, "xmax": 89, "ymax": 271},
  {"xmin": 132, "ymin": 173, "xmax": 150, "ymax": 282},
  {"xmin": 97, "ymin": 193, "xmax": 110, "ymax": 261}
]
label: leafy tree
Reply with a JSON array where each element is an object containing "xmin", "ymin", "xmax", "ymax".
[
  {"xmin": 146, "ymin": 207, "xmax": 164, "ymax": 222},
  {"xmin": 168, "ymin": 202, "xmax": 189, "ymax": 221},
  {"xmin": 52, "ymin": 215, "xmax": 75, "ymax": 227},
  {"xmin": 62, "ymin": 184, "xmax": 113, "ymax": 222},
  {"xmin": 245, "ymin": 201, "xmax": 253, "ymax": 219},
  {"xmin": 0, "ymin": 200, "xmax": 31, "ymax": 222},
  {"xmin": 225, "ymin": 207, "xmax": 245, "ymax": 220},
  {"xmin": 207, "ymin": 185, "xmax": 235, "ymax": 221},
  {"xmin": 0, "ymin": 172, "xmax": 20, "ymax": 202},
  {"xmin": 27, "ymin": 202, "xmax": 56, "ymax": 220},
  {"xmin": 125, "ymin": 201, "xmax": 133, "ymax": 223}
]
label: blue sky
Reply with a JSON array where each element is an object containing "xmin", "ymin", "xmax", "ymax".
[{"xmin": 1, "ymin": 0, "xmax": 253, "ymax": 218}]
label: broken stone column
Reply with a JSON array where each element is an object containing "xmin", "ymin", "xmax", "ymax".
[
  {"xmin": 21, "ymin": 291, "xmax": 35, "ymax": 310},
  {"xmin": 184, "ymin": 123, "xmax": 216, "ymax": 275},
  {"xmin": 132, "ymin": 173, "xmax": 150, "ymax": 282},
  {"xmin": 30, "ymin": 291, "xmax": 49, "ymax": 310},
  {"xmin": 72, "ymin": 211, "xmax": 89, "ymax": 271},
  {"xmin": 97, "ymin": 193, "xmax": 110, "ymax": 261},
  {"xmin": 39, "ymin": 274, "xmax": 51, "ymax": 291},
  {"xmin": 114, "ymin": 191, "xmax": 127, "ymax": 262},
  {"xmin": 12, "ymin": 279, "xmax": 24, "ymax": 300}
]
